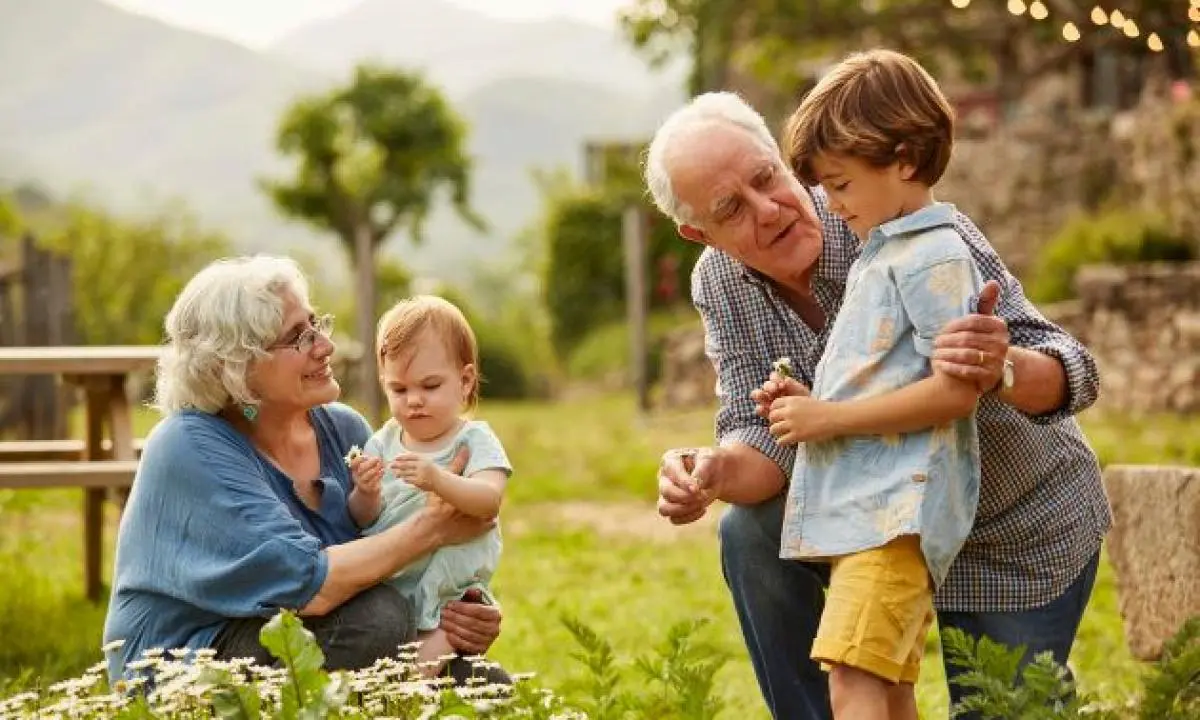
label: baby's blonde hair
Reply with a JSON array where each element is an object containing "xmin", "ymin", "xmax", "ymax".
[{"xmin": 376, "ymin": 294, "xmax": 480, "ymax": 409}]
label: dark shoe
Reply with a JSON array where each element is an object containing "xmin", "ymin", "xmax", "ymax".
[{"xmin": 442, "ymin": 655, "xmax": 512, "ymax": 687}]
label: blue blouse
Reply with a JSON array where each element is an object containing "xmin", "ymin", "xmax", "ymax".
[{"xmin": 101, "ymin": 402, "xmax": 371, "ymax": 679}]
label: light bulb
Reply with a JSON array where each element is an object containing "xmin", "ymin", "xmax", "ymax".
[
  {"xmin": 1147, "ymin": 32, "xmax": 1164, "ymax": 52},
  {"xmin": 1090, "ymin": 6, "xmax": 1107, "ymax": 25},
  {"xmin": 1189, "ymin": 29, "xmax": 1199, "ymax": 48},
  {"xmin": 1008, "ymin": 0, "xmax": 1026, "ymax": 16},
  {"xmin": 950, "ymin": 0, "xmax": 970, "ymax": 8},
  {"xmin": 1063, "ymin": 21, "xmax": 1082, "ymax": 42},
  {"xmin": 1030, "ymin": 1, "xmax": 1048, "ymax": 19},
  {"xmin": 1189, "ymin": 6, "xmax": 1200, "ymax": 22},
  {"xmin": 1110, "ymin": 9, "xmax": 1125, "ymax": 27},
  {"xmin": 1123, "ymin": 19, "xmax": 1139, "ymax": 38}
]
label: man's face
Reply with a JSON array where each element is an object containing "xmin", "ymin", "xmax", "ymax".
[{"xmin": 669, "ymin": 122, "xmax": 823, "ymax": 283}]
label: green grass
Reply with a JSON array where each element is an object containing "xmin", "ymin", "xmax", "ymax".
[{"xmin": 2, "ymin": 393, "xmax": 1194, "ymax": 716}]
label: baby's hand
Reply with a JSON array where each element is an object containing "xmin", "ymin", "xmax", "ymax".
[
  {"xmin": 349, "ymin": 453, "xmax": 384, "ymax": 497},
  {"xmin": 392, "ymin": 453, "xmax": 442, "ymax": 492}
]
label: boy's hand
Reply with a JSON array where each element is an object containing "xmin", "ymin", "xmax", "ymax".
[
  {"xmin": 768, "ymin": 395, "xmax": 837, "ymax": 444},
  {"xmin": 751, "ymin": 371, "xmax": 811, "ymax": 419},
  {"xmin": 392, "ymin": 453, "xmax": 442, "ymax": 492},
  {"xmin": 349, "ymin": 454, "xmax": 384, "ymax": 497}
]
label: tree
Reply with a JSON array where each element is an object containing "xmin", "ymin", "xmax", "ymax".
[
  {"xmin": 262, "ymin": 63, "xmax": 483, "ymax": 422},
  {"xmin": 619, "ymin": 0, "xmax": 1196, "ymax": 121},
  {"xmin": 34, "ymin": 200, "xmax": 231, "ymax": 346}
]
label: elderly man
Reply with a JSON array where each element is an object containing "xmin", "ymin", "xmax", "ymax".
[{"xmin": 647, "ymin": 91, "xmax": 1111, "ymax": 719}]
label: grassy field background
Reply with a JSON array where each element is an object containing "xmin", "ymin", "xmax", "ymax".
[{"xmin": 1, "ymin": 394, "xmax": 1194, "ymax": 716}]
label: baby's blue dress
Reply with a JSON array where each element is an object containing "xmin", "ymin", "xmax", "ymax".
[{"xmin": 361, "ymin": 418, "xmax": 511, "ymax": 631}]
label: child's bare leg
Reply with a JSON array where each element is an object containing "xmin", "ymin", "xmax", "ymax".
[
  {"xmin": 887, "ymin": 682, "xmax": 918, "ymax": 720},
  {"xmin": 415, "ymin": 629, "xmax": 456, "ymax": 678},
  {"xmin": 829, "ymin": 664, "xmax": 890, "ymax": 720}
]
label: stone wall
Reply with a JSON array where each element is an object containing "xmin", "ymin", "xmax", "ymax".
[
  {"xmin": 937, "ymin": 78, "xmax": 1200, "ymax": 277},
  {"xmin": 1102, "ymin": 464, "xmax": 1200, "ymax": 661},
  {"xmin": 1045, "ymin": 262, "xmax": 1200, "ymax": 415}
]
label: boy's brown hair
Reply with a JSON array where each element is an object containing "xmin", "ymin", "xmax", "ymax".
[
  {"xmin": 783, "ymin": 48, "xmax": 955, "ymax": 187},
  {"xmin": 376, "ymin": 294, "xmax": 480, "ymax": 409}
]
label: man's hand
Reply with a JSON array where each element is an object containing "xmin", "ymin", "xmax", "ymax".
[
  {"xmin": 751, "ymin": 372, "xmax": 811, "ymax": 419},
  {"xmin": 440, "ymin": 589, "xmax": 502, "ymax": 655},
  {"xmin": 656, "ymin": 448, "xmax": 722, "ymax": 525},
  {"xmin": 768, "ymin": 395, "xmax": 837, "ymax": 444},
  {"xmin": 933, "ymin": 279, "xmax": 1009, "ymax": 393}
]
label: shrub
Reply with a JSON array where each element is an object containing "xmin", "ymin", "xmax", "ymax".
[
  {"xmin": 1029, "ymin": 209, "xmax": 1195, "ymax": 304},
  {"xmin": 943, "ymin": 614, "xmax": 1200, "ymax": 719}
]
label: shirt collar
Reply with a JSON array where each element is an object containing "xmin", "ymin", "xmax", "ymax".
[{"xmin": 871, "ymin": 201, "xmax": 957, "ymax": 239}]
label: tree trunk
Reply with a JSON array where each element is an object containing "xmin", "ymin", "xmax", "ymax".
[{"xmin": 354, "ymin": 223, "xmax": 380, "ymax": 424}]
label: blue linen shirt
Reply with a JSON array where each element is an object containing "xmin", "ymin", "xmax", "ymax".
[
  {"xmin": 101, "ymin": 402, "xmax": 371, "ymax": 680},
  {"xmin": 779, "ymin": 203, "xmax": 984, "ymax": 588}
]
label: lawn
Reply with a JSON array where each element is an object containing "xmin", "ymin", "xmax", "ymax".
[{"xmin": 1, "ymin": 394, "xmax": 1194, "ymax": 717}]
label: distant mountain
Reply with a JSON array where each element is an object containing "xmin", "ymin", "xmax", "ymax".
[
  {"xmin": 270, "ymin": 0, "xmax": 681, "ymax": 97},
  {"xmin": 0, "ymin": 0, "xmax": 686, "ymax": 289}
]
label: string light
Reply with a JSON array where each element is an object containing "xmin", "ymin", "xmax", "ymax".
[
  {"xmin": 1190, "ymin": 29, "xmax": 1200, "ymax": 48},
  {"xmin": 946, "ymin": 1, "xmax": 1185, "ymax": 55}
]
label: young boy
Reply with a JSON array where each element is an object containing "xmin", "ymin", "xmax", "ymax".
[{"xmin": 760, "ymin": 49, "xmax": 985, "ymax": 719}]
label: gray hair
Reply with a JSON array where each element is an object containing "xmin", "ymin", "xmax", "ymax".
[
  {"xmin": 644, "ymin": 91, "xmax": 783, "ymax": 226},
  {"xmin": 152, "ymin": 255, "xmax": 311, "ymax": 415}
]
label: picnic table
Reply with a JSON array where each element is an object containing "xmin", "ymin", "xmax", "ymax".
[{"xmin": 0, "ymin": 345, "xmax": 160, "ymax": 601}]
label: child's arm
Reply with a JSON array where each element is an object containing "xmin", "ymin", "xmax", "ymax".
[
  {"xmin": 424, "ymin": 467, "xmax": 506, "ymax": 519},
  {"xmin": 769, "ymin": 371, "xmax": 978, "ymax": 444},
  {"xmin": 391, "ymin": 456, "xmax": 506, "ymax": 519},
  {"xmin": 770, "ymin": 253, "xmax": 984, "ymax": 445},
  {"xmin": 346, "ymin": 444, "xmax": 385, "ymax": 528}
]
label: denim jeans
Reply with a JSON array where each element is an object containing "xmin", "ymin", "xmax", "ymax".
[{"xmin": 719, "ymin": 495, "xmax": 1100, "ymax": 720}]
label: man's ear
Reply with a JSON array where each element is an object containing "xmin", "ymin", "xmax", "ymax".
[{"xmin": 679, "ymin": 224, "xmax": 707, "ymax": 245}]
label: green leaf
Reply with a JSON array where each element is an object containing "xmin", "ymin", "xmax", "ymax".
[{"xmin": 258, "ymin": 610, "xmax": 329, "ymax": 718}]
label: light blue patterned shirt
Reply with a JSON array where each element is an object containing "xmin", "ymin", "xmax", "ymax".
[{"xmin": 779, "ymin": 202, "xmax": 983, "ymax": 588}]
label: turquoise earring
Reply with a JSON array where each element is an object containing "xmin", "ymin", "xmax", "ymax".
[{"xmin": 241, "ymin": 403, "xmax": 259, "ymax": 422}]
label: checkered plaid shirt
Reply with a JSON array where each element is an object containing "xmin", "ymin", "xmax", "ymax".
[{"xmin": 693, "ymin": 186, "xmax": 1112, "ymax": 612}]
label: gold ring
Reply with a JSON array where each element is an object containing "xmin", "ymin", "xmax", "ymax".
[{"xmin": 978, "ymin": 349, "xmax": 986, "ymax": 365}]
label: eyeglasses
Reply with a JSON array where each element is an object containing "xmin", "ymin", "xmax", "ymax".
[{"xmin": 270, "ymin": 314, "xmax": 334, "ymax": 354}]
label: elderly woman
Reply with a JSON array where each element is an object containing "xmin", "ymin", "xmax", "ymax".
[{"xmin": 102, "ymin": 255, "xmax": 504, "ymax": 682}]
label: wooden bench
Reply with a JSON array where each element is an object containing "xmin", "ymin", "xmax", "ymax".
[
  {"xmin": 0, "ymin": 460, "xmax": 139, "ymax": 489},
  {"xmin": 0, "ymin": 438, "xmax": 145, "ymax": 462},
  {"xmin": 0, "ymin": 460, "xmax": 140, "ymax": 601}
]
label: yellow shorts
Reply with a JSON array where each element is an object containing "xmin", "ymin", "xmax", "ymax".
[{"xmin": 811, "ymin": 534, "xmax": 935, "ymax": 684}]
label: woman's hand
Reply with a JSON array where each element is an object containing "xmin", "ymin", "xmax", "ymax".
[{"xmin": 440, "ymin": 589, "xmax": 502, "ymax": 655}]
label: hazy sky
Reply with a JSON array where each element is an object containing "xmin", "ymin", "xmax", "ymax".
[{"xmin": 103, "ymin": 0, "xmax": 633, "ymax": 48}]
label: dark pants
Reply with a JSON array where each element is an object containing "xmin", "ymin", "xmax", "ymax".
[
  {"xmin": 213, "ymin": 584, "xmax": 418, "ymax": 671},
  {"xmin": 212, "ymin": 584, "xmax": 510, "ymax": 685},
  {"xmin": 718, "ymin": 494, "xmax": 1100, "ymax": 720}
]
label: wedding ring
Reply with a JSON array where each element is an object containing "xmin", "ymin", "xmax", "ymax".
[{"xmin": 978, "ymin": 349, "xmax": 986, "ymax": 365}]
